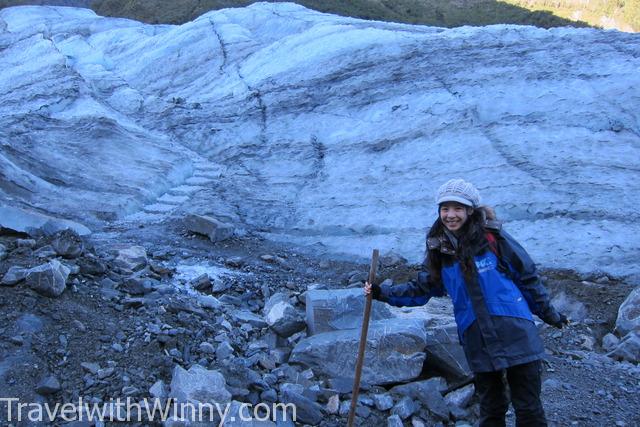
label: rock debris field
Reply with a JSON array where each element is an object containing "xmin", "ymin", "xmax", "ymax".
[{"xmin": 0, "ymin": 215, "xmax": 639, "ymax": 426}]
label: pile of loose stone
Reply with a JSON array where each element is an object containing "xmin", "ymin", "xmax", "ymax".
[{"xmin": 1, "ymin": 222, "xmax": 639, "ymax": 426}]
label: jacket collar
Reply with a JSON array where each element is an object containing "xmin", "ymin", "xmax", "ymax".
[{"xmin": 427, "ymin": 219, "xmax": 503, "ymax": 255}]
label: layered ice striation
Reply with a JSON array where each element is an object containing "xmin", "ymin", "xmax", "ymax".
[{"xmin": 0, "ymin": 3, "xmax": 639, "ymax": 277}]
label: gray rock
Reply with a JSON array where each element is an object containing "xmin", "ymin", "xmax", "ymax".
[
  {"xmin": 264, "ymin": 293, "xmax": 306, "ymax": 337},
  {"xmin": 608, "ymin": 331, "xmax": 640, "ymax": 363},
  {"xmin": 1, "ymin": 266, "xmax": 29, "ymax": 286},
  {"xmin": 423, "ymin": 321, "xmax": 471, "ymax": 379},
  {"xmin": 150, "ymin": 380, "xmax": 169, "ymax": 398},
  {"xmin": 220, "ymin": 294, "xmax": 243, "ymax": 306},
  {"xmin": 121, "ymin": 277, "xmax": 155, "ymax": 295},
  {"xmin": 78, "ymin": 254, "xmax": 107, "ymax": 276},
  {"xmin": 615, "ymin": 287, "xmax": 640, "ymax": 337},
  {"xmin": 551, "ymin": 291, "xmax": 588, "ymax": 323},
  {"xmin": 197, "ymin": 294, "xmax": 222, "ymax": 310},
  {"xmin": 391, "ymin": 378, "xmax": 449, "ymax": 421},
  {"xmin": 232, "ymin": 310, "xmax": 268, "ymax": 328},
  {"xmin": 270, "ymin": 348, "xmax": 290, "ymax": 365},
  {"xmin": 391, "ymin": 396, "xmax": 419, "ymax": 420},
  {"xmin": 36, "ymin": 375, "xmax": 61, "ymax": 395},
  {"xmin": 380, "ymin": 251, "xmax": 408, "ymax": 268},
  {"xmin": 445, "ymin": 384, "xmax": 475, "ymax": 409},
  {"xmin": 279, "ymin": 390, "xmax": 323, "ymax": 425},
  {"xmin": 65, "ymin": 262, "xmax": 80, "ymax": 275},
  {"xmin": 190, "ymin": 273, "xmax": 211, "ymax": 291},
  {"xmin": 51, "ymin": 229, "xmax": 84, "ymax": 258},
  {"xmin": 373, "ymin": 393, "xmax": 394, "ymax": 411},
  {"xmin": 184, "ymin": 214, "xmax": 234, "ymax": 242},
  {"xmin": 212, "ymin": 278, "xmax": 232, "ymax": 293},
  {"xmin": 305, "ymin": 288, "xmax": 395, "ymax": 335},
  {"xmin": 261, "ymin": 389, "xmax": 278, "ymax": 402},
  {"xmin": 602, "ymin": 333, "xmax": 620, "ymax": 352},
  {"xmin": 216, "ymin": 341, "xmax": 235, "ymax": 360},
  {"xmin": 25, "ymin": 259, "xmax": 70, "ymax": 297},
  {"xmin": 0, "ymin": 243, "xmax": 6, "ymax": 260},
  {"xmin": 0, "ymin": 206, "xmax": 91, "ymax": 236},
  {"xmin": 122, "ymin": 386, "xmax": 139, "ymax": 396},
  {"xmin": 97, "ymin": 367, "xmax": 115, "ymax": 379},
  {"xmin": 81, "ymin": 362, "xmax": 100, "ymax": 374},
  {"xmin": 199, "ymin": 342, "xmax": 216, "ymax": 354},
  {"xmin": 220, "ymin": 359, "xmax": 267, "ymax": 392},
  {"xmin": 387, "ymin": 414, "xmax": 404, "ymax": 427},
  {"xmin": 169, "ymin": 364, "xmax": 231, "ymax": 408},
  {"xmin": 291, "ymin": 318, "xmax": 427, "ymax": 385},
  {"xmin": 326, "ymin": 394, "xmax": 340, "ymax": 414},
  {"xmin": 17, "ymin": 238, "xmax": 37, "ymax": 248},
  {"xmin": 113, "ymin": 246, "xmax": 148, "ymax": 272},
  {"xmin": 33, "ymin": 245, "xmax": 57, "ymax": 259},
  {"xmin": 225, "ymin": 256, "xmax": 245, "ymax": 268}
]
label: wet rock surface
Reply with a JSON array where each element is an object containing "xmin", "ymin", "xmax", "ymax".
[{"xmin": 0, "ymin": 220, "xmax": 639, "ymax": 426}]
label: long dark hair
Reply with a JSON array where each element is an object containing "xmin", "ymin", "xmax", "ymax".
[{"xmin": 425, "ymin": 205, "xmax": 496, "ymax": 285}]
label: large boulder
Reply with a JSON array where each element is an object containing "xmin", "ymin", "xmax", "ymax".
[
  {"xmin": 0, "ymin": 206, "xmax": 91, "ymax": 236},
  {"xmin": 421, "ymin": 306, "xmax": 471, "ymax": 379},
  {"xmin": 290, "ymin": 318, "xmax": 428, "ymax": 385},
  {"xmin": 608, "ymin": 331, "xmax": 640, "ymax": 363},
  {"xmin": 113, "ymin": 246, "xmax": 148, "ymax": 272},
  {"xmin": 184, "ymin": 214, "xmax": 234, "ymax": 243},
  {"xmin": 168, "ymin": 365, "xmax": 231, "ymax": 425},
  {"xmin": 51, "ymin": 229, "xmax": 84, "ymax": 258},
  {"xmin": 615, "ymin": 287, "xmax": 640, "ymax": 337},
  {"xmin": 304, "ymin": 288, "xmax": 395, "ymax": 335},
  {"xmin": 306, "ymin": 288, "xmax": 470, "ymax": 379},
  {"xmin": 25, "ymin": 259, "xmax": 70, "ymax": 297},
  {"xmin": 264, "ymin": 293, "xmax": 306, "ymax": 337}
]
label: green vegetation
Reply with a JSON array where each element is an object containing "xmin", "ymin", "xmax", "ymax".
[
  {"xmin": 510, "ymin": 0, "xmax": 640, "ymax": 31},
  {"xmin": 1, "ymin": 0, "xmax": 637, "ymax": 32},
  {"xmin": 89, "ymin": 0, "xmax": 590, "ymax": 28}
]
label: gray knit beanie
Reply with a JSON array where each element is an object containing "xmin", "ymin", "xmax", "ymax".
[{"xmin": 436, "ymin": 178, "xmax": 480, "ymax": 208}]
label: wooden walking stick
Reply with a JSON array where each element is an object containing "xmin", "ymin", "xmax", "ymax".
[{"xmin": 347, "ymin": 248, "xmax": 379, "ymax": 427}]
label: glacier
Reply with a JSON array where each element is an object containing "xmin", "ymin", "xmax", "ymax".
[{"xmin": 0, "ymin": 3, "xmax": 639, "ymax": 278}]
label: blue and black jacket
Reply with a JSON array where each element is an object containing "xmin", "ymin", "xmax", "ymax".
[{"xmin": 377, "ymin": 221, "xmax": 561, "ymax": 373}]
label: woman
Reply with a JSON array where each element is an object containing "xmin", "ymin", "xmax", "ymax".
[{"xmin": 365, "ymin": 178, "xmax": 567, "ymax": 427}]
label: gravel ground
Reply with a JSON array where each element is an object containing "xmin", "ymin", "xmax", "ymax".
[{"xmin": 0, "ymin": 218, "xmax": 638, "ymax": 426}]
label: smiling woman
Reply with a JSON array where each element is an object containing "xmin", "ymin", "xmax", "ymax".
[
  {"xmin": 366, "ymin": 178, "xmax": 569, "ymax": 426},
  {"xmin": 436, "ymin": 178, "xmax": 480, "ymax": 235}
]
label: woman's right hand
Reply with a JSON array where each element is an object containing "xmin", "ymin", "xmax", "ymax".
[{"xmin": 364, "ymin": 281, "xmax": 372, "ymax": 295}]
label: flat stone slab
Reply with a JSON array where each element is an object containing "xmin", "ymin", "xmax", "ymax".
[
  {"xmin": 305, "ymin": 288, "xmax": 395, "ymax": 335},
  {"xmin": 291, "ymin": 318, "xmax": 428, "ymax": 385}
]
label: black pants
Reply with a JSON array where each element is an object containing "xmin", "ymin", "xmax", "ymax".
[{"xmin": 475, "ymin": 360, "xmax": 547, "ymax": 427}]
